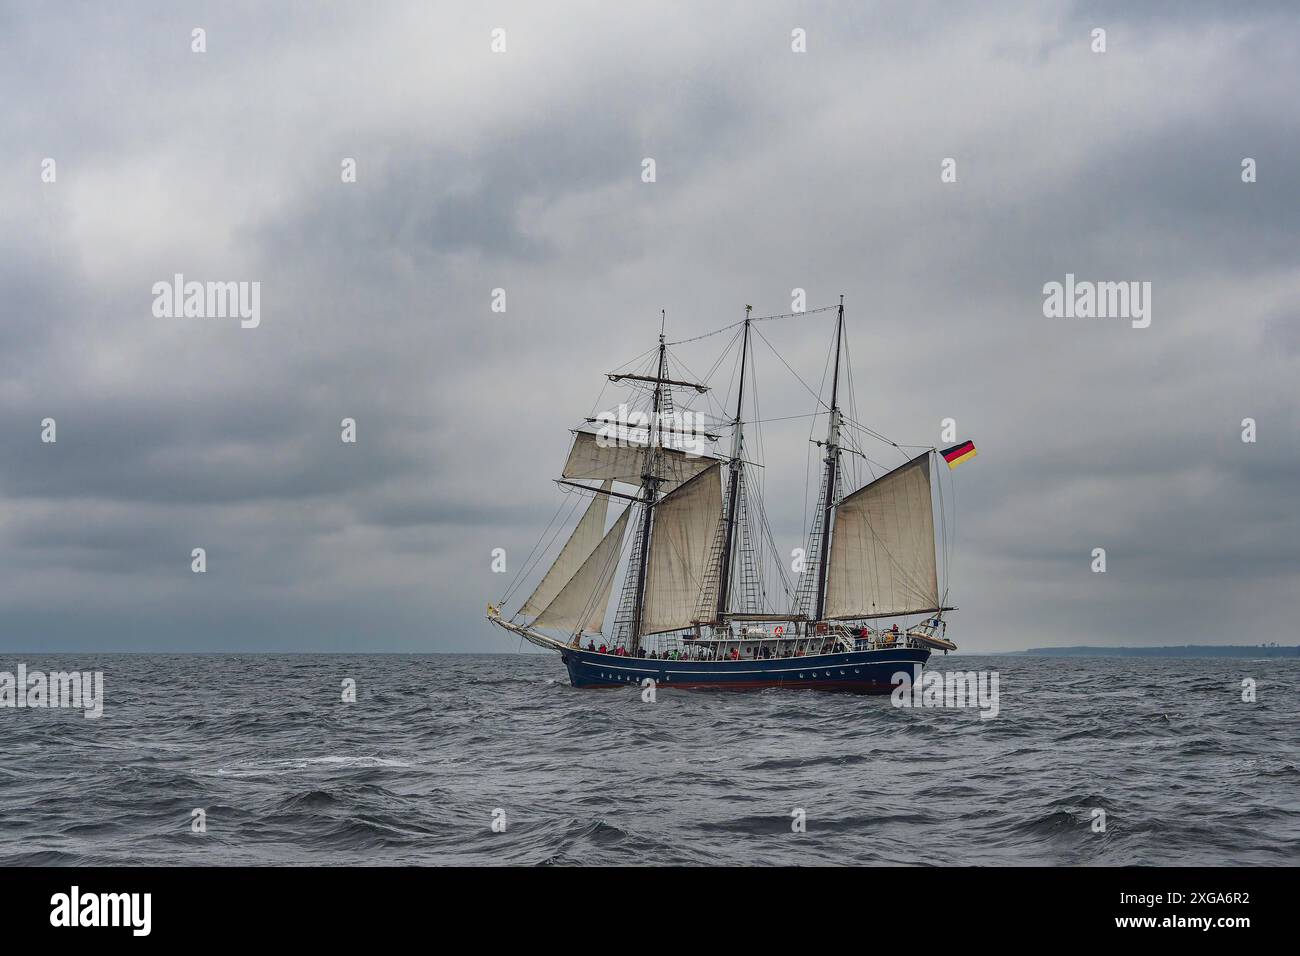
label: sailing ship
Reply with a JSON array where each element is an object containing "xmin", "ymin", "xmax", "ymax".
[{"xmin": 487, "ymin": 298, "xmax": 963, "ymax": 693}]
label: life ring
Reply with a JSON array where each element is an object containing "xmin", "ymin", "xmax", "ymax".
[{"xmin": 774, "ymin": 626, "xmax": 784, "ymax": 636}]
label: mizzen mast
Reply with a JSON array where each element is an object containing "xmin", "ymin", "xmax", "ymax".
[{"xmin": 813, "ymin": 295, "xmax": 845, "ymax": 624}]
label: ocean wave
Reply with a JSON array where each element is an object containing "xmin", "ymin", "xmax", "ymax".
[{"xmin": 0, "ymin": 653, "xmax": 1296, "ymax": 865}]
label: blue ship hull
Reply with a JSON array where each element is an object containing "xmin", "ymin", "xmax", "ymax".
[{"xmin": 559, "ymin": 645, "xmax": 930, "ymax": 693}]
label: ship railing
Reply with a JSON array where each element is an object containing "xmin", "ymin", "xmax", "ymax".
[{"xmin": 847, "ymin": 632, "xmax": 919, "ymax": 652}]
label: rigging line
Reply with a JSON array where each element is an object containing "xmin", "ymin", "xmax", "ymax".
[
  {"xmin": 837, "ymin": 431, "xmax": 894, "ymax": 477},
  {"xmin": 835, "ymin": 414, "xmax": 902, "ymax": 477},
  {"xmin": 606, "ymin": 343, "xmax": 661, "ymax": 378},
  {"xmin": 941, "ymin": 453, "xmax": 956, "ymax": 608},
  {"xmin": 739, "ymin": 336, "xmax": 774, "ymax": 614},
  {"xmin": 663, "ymin": 304, "xmax": 838, "ymax": 346},
  {"xmin": 680, "ymin": 326, "xmax": 742, "ymax": 386},
  {"xmin": 942, "ymin": 475, "xmax": 949, "ymax": 597},
  {"xmin": 667, "ymin": 340, "xmax": 737, "ymax": 424},
  {"xmin": 749, "ymin": 322, "xmax": 837, "ymax": 538},
  {"xmin": 839, "ymin": 324, "xmax": 894, "ymax": 460},
  {"xmin": 586, "ymin": 378, "xmax": 610, "ymax": 421},
  {"xmin": 717, "ymin": 330, "xmax": 744, "ymax": 430},
  {"xmin": 753, "ymin": 304, "xmax": 841, "ymax": 322},
  {"xmin": 750, "ymin": 323, "xmax": 918, "ymax": 454},
  {"xmin": 845, "ymin": 330, "xmax": 875, "ymax": 484},
  {"xmin": 752, "ymin": 337, "xmax": 766, "ymax": 489},
  {"xmin": 570, "ymin": 503, "xmax": 631, "ymax": 640},
  {"xmin": 742, "ymin": 328, "xmax": 762, "ymax": 496},
  {"xmin": 500, "ymin": 490, "xmax": 585, "ymax": 609},
  {"xmin": 838, "ymin": 415, "xmax": 930, "ymax": 450},
  {"xmin": 802, "ymin": 325, "xmax": 837, "ymax": 555},
  {"xmin": 500, "ymin": 494, "xmax": 575, "ymax": 607},
  {"xmin": 802, "ymin": 441, "xmax": 813, "ymax": 566},
  {"xmin": 737, "ymin": 411, "xmax": 820, "ymax": 426},
  {"xmin": 841, "ymin": 322, "xmax": 857, "ymax": 489},
  {"xmin": 510, "ymin": 490, "xmax": 589, "ymax": 608},
  {"xmin": 610, "ymin": 505, "xmax": 642, "ymax": 637},
  {"xmin": 747, "ymin": 462, "xmax": 797, "ymax": 607},
  {"xmin": 752, "ymin": 323, "xmax": 847, "ymax": 440},
  {"xmin": 742, "ymin": 486, "xmax": 770, "ymax": 613}
]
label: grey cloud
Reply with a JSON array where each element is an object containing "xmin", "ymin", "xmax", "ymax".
[{"xmin": 1, "ymin": 1, "xmax": 1297, "ymax": 652}]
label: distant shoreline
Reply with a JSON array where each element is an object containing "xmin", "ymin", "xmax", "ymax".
[{"xmin": 999, "ymin": 645, "xmax": 1300, "ymax": 658}]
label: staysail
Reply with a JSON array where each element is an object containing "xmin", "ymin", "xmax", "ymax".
[
  {"xmin": 562, "ymin": 430, "xmax": 717, "ymax": 492},
  {"xmin": 824, "ymin": 451, "xmax": 941, "ymax": 620},
  {"xmin": 640, "ymin": 463, "xmax": 723, "ymax": 635},
  {"xmin": 531, "ymin": 505, "xmax": 632, "ymax": 634},
  {"xmin": 519, "ymin": 481, "xmax": 612, "ymax": 619}
]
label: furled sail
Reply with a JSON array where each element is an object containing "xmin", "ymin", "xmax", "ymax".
[
  {"xmin": 640, "ymin": 463, "xmax": 723, "ymax": 635},
  {"xmin": 824, "ymin": 451, "xmax": 941, "ymax": 620},
  {"xmin": 531, "ymin": 505, "xmax": 632, "ymax": 634},
  {"xmin": 562, "ymin": 430, "xmax": 717, "ymax": 492},
  {"xmin": 519, "ymin": 481, "xmax": 612, "ymax": 619}
]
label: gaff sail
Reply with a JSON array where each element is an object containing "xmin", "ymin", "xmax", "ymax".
[
  {"xmin": 824, "ymin": 451, "xmax": 942, "ymax": 620},
  {"xmin": 640, "ymin": 463, "xmax": 723, "ymax": 635}
]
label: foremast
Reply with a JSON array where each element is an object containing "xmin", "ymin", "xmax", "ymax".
[{"xmin": 629, "ymin": 316, "xmax": 669, "ymax": 644}]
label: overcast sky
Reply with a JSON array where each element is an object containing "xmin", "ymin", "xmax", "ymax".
[{"xmin": 2, "ymin": 1, "xmax": 1296, "ymax": 653}]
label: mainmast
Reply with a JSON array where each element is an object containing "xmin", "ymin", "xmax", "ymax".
[
  {"xmin": 813, "ymin": 296, "xmax": 845, "ymax": 623},
  {"xmin": 715, "ymin": 305, "xmax": 751, "ymax": 620},
  {"xmin": 629, "ymin": 313, "xmax": 668, "ymax": 644}
]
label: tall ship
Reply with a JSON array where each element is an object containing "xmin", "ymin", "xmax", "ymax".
[{"xmin": 487, "ymin": 299, "xmax": 968, "ymax": 692}]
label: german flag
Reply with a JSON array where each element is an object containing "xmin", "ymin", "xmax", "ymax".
[{"xmin": 940, "ymin": 440, "xmax": 977, "ymax": 469}]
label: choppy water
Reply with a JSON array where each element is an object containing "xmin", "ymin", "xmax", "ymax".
[{"xmin": 1, "ymin": 653, "xmax": 1297, "ymax": 865}]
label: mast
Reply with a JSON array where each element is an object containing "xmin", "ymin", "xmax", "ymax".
[
  {"xmin": 814, "ymin": 296, "xmax": 845, "ymax": 623},
  {"xmin": 715, "ymin": 305, "xmax": 751, "ymax": 620},
  {"xmin": 629, "ymin": 313, "xmax": 667, "ymax": 645}
]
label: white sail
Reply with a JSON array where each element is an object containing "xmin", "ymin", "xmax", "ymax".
[
  {"xmin": 562, "ymin": 430, "xmax": 717, "ymax": 492},
  {"xmin": 824, "ymin": 452, "xmax": 941, "ymax": 620},
  {"xmin": 532, "ymin": 505, "xmax": 632, "ymax": 634},
  {"xmin": 519, "ymin": 481, "xmax": 612, "ymax": 619},
  {"xmin": 641, "ymin": 463, "xmax": 723, "ymax": 635}
]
